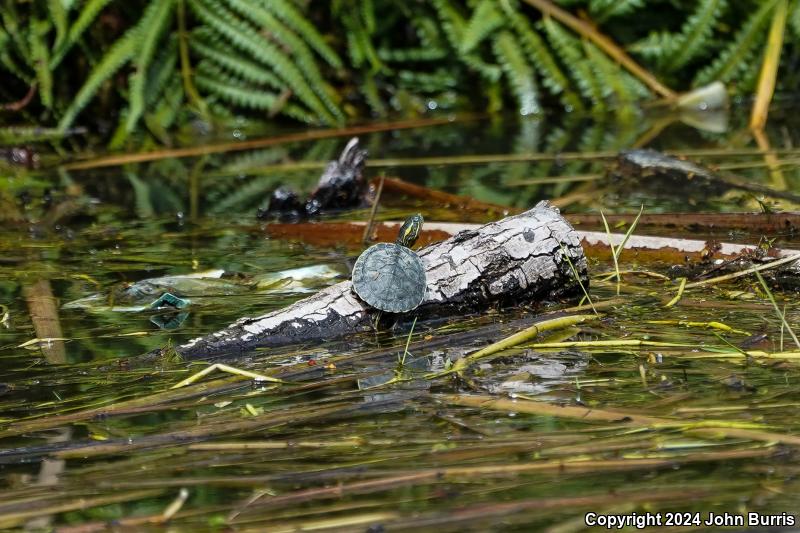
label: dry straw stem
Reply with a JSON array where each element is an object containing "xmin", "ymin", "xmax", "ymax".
[
  {"xmin": 526, "ymin": 339, "xmax": 694, "ymax": 350},
  {"xmin": 683, "ymin": 253, "xmax": 800, "ymax": 289},
  {"xmin": 645, "ymin": 320, "xmax": 750, "ymax": 335},
  {"xmin": 444, "ymin": 314, "xmax": 599, "ymax": 375},
  {"xmin": 0, "ymin": 489, "xmax": 164, "ymax": 529},
  {"xmin": 755, "ymin": 270, "xmax": 800, "ymax": 349},
  {"xmin": 441, "ymin": 394, "xmax": 800, "ymax": 447},
  {"xmin": 559, "ymin": 242, "xmax": 596, "ymax": 314},
  {"xmin": 171, "ymin": 362, "xmax": 284, "ymax": 389},
  {"xmin": 750, "ymin": 0, "xmax": 788, "ymax": 130},
  {"xmin": 600, "ymin": 205, "xmax": 644, "ymax": 295},
  {"xmin": 60, "ymin": 115, "xmax": 475, "ymax": 170},
  {"xmin": 664, "ymin": 277, "xmax": 687, "ymax": 308}
]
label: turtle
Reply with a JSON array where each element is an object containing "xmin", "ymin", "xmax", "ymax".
[{"xmin": 352, "ymin": 214, "xmax": 426, "ymax": 313}]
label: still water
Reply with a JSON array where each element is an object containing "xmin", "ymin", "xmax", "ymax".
[{"xmin": 1, "ymin": 107, "xmax": 799, "ymax": 530}]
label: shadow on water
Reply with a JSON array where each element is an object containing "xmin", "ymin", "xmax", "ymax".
[{"xmin": 1, "ymin": 105, "xmax": 800, "ymax": 530}]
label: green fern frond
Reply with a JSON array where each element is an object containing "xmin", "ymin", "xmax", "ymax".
[
  {"xmin": 194, "ymin": 61, "xmax": 314, "ymax": 123},
  {"xmin": 493, "ymin": 31, "xmax": 540, "ymax": 115},
  {"xmin": 260, "ymin": 0, "xmax": 343, "ymax": 69},
  {"xmin": 431, "ymin": 0, "xmax": 467, "ymax": 50},
  {"xmin": 189, "ymin": 0, "xmax": 336, "ymax": 124},
  {"xmin": 463, "ymin": 53, "xmax": 504, "ymax": 81},
  {"xmin": 225, "ymin": 0, "xmax": 343, "ymax": 120},
  {"xmin": 58, "ymin": 25, "xmax": 137, "ymax": 132},
  {"xmin": 0, "ymin": 3, "xmax": 29, "ymax": 59},
  {"xmin": 461, "ymin": 0, "xmax": 506, "ymax": 54},
  {"xmin": 361, "ymin": 0, "xmax": 376, "ymax": 33},
  {"xmin": 48, "ymin": 0, "xmax": 68, "ymax": 51},
  {"xmin": 583, "ymin": 41, "xmax": 642, "ymax": 121},
  {"xmin": 397, "ymin": 68, "xmax": 458, "ymax": 93},
  {"xmin": 340, "ymin": 9, "xmax": 382, "ymax": 72},
  {"xmin": 50, "ymin": 0, "xmax": 112, "ymax": 68},
  {"xmin": 191, "ymin": 34, "xmax": 282, "ymax": 89},
  {"xmin": 628, "ymin": 31, "xmax": 678, "ymax": 63},
  {"xmin": 666, "ymin": 0, "xmax": 727, "ymax": 70},
  {"xmin": 29, "ymin": 19, "xmax": 53, "ymax": 109},
  {"xmin": 694, "ymin": 0, "xmax": 777, "ymax": 86},
  {"xmin": 501, "ymin": 0, "xmax": 582, "ymax": 109},
  {"xmin": 144, "ymin": 37, "xmax": 179, "ymax": 106},
  {"xmin": 589, "ymin": 0, "xmax": 645, "ymax": 22},
  {"xmin": 219, "ymin": 146, "xmax": 288, "ymax": 173},
  {"xmin": 145, "ymin": 75, "xmax": 184, "ymax": 141},
  {"xmin": 361, "ymin": 73, "xmax": 387, "ymax": 115},
  {"xmin": 542, "ymin": 17, "xmax": 604, "ymax": 107},
  {"xmin": 208, "ymin": 174, "xmax": 286, "ymax": 214},
  {"xmin": 377, "ymin": 47, "xmax": 448, "ymax": 62},
  {"xmin": 430, "ymin": 0, "xmax": 501, "ymax": 79},
  {"xmin": 126, "ymin": 0, "xmax": 176, "ymax": 132},
  {"xmin": 0, "ymin": 25, "xmax": 30, "ymax": 82}
]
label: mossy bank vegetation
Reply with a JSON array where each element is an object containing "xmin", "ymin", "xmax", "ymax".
[{"xmin": 1, "ymin": 0, "xmax": 798, "ymax": 145}]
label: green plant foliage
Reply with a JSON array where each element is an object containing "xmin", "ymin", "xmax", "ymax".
[
  {"xmin": 693, "ymin": 0, "xmax": 779, "ymax": 87},
  {"xmin": 630, "ymin": 0, "xmax": 727, "ymax": 71},
  {"xmin": 493, "ymin": 30, "xmax": 540, "ymax": 115},
  {"xmin": 126, "ymin": 0, "xmax": 176, "ymax": 132},
  {"xmin": 0, "ymin": 0, "xmax": 795, "ymax": 143}
]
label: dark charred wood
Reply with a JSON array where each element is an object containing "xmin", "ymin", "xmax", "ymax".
[
  {"xmin": 176, "ymin": 201, "xmax": 587, "ymax": 358},
  {"xmin": 259, "ymin": 137, "xmax": 369, "ymax": 220}
]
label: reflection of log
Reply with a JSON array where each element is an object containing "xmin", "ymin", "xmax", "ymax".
[{"xmin": 177, "ymin": 202, "xmax": 587, "ymax": 358}]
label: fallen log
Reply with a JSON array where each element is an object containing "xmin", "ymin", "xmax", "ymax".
[{"xmin": 176, "ymin": 201, "xmax": 587, "ymax": 358}]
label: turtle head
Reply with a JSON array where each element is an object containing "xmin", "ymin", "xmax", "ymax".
[{"xmin": 395, "ymin": 213, "xmax": 423, "ymax": 248}]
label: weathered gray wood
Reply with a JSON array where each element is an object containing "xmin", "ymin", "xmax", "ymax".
[{"xmin": 177, "ymin": 201, "xmax": 587, "ymax": 358}]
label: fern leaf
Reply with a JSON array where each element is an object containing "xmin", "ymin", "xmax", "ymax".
[
  {"xmin": 362, "ymin": 0, "xmax": 376, "ymax": 34},
  {"xmin": 144, "ymin": 37, "xmax": 179, "ymax": 106},
  {"xmin": 583, "ymin": 41, "xmax": 641, "ymax": 122},
  {"xmin": 0, "ymin": 3, "xmax": 29, "ymax": 59},
  {"xmin": 501, "ymin": 0, "xmax": 582, "ymax": 109},
  {"xmin": 145, "ymin": 75, "xmax": 184, "ymax": 141},
  {"xmin": 209, "ymin": 174, "xmax": 286, "ymax": 214},
  {"xmin": 361, "ymin": 73, "xmax": 386, "ymax": 116},
  {"xmin": 340, "ymin": 9, "xmax": 382, "ymax": 72},
  {"xmin": 50, "ymin": 0, "xmax": 112, "ymax": 68},
  {"xmin": 189, "ymin": 0, "xmax": 336, "ymax": 124},
  {"xmin": 48, "ymin": 0, "xmax": 68, "ymax": 51},
  {"xmin": 224, "ymin": 0, "xmax": 343, "ymax": 120},
  {"xmin": 191, "ymin": 34, "xmax": 282, "ymax": 88},
  {"xmin": 194, "ymin": 61, "xmax": 314, "ymax": 123},
  {"xmin": 431, "ymin": 0, "xmax": 467, "ymax": 49},
  {"xmin": 58, "ymin": 26, "xmax": 137, "ymax": 132},
  {"xmin": 377, "ymin": 47, "xmax": 448, "ymax": 62},
  {"xmin": 29, "ymin": 19, "xmax": 53, "ymax": 108},
  {"xmin": 260, "ymin": 0, "xmax": 343, "ymax": 69},
  {"xmin": 0, "ymin": 27, "xmax": 31, "ymax": 83},
  {"xmin": 542, "ymin": 17, "xmax": 604, "ymax": 107},
  {"xmin": 493, "ymin": 31, "xmax": 540, "ymax": 115},
  {"xmin": 666, "ymin": 0, "xmax": 727, "ymax": 70},
  {"xmin": 126, "ymin": 0, "xmax": 176, "ymax": 132},
  {"xmin": 461, "ymin": 0, "xmax": 506, "ymax": 54},
  {"xmin": 628, "ymin": 31, "xmax": 678, "ymax": 63},
  {"xmin": 589, "ymin": 0, "xmax": 645, "ymax": 22},
  {"xmin": 694, "ymin": 0, "xmax": 778, "ymax": 86}
]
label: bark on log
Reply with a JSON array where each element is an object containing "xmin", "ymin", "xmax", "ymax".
[{"xmin": 177, "ymin": 201, "xmax": 587, "ymax": 358}]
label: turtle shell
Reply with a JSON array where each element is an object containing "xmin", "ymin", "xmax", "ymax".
[{"xmin": 352, "ymin": 242, "xmax": 426, "ymax": 312}]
